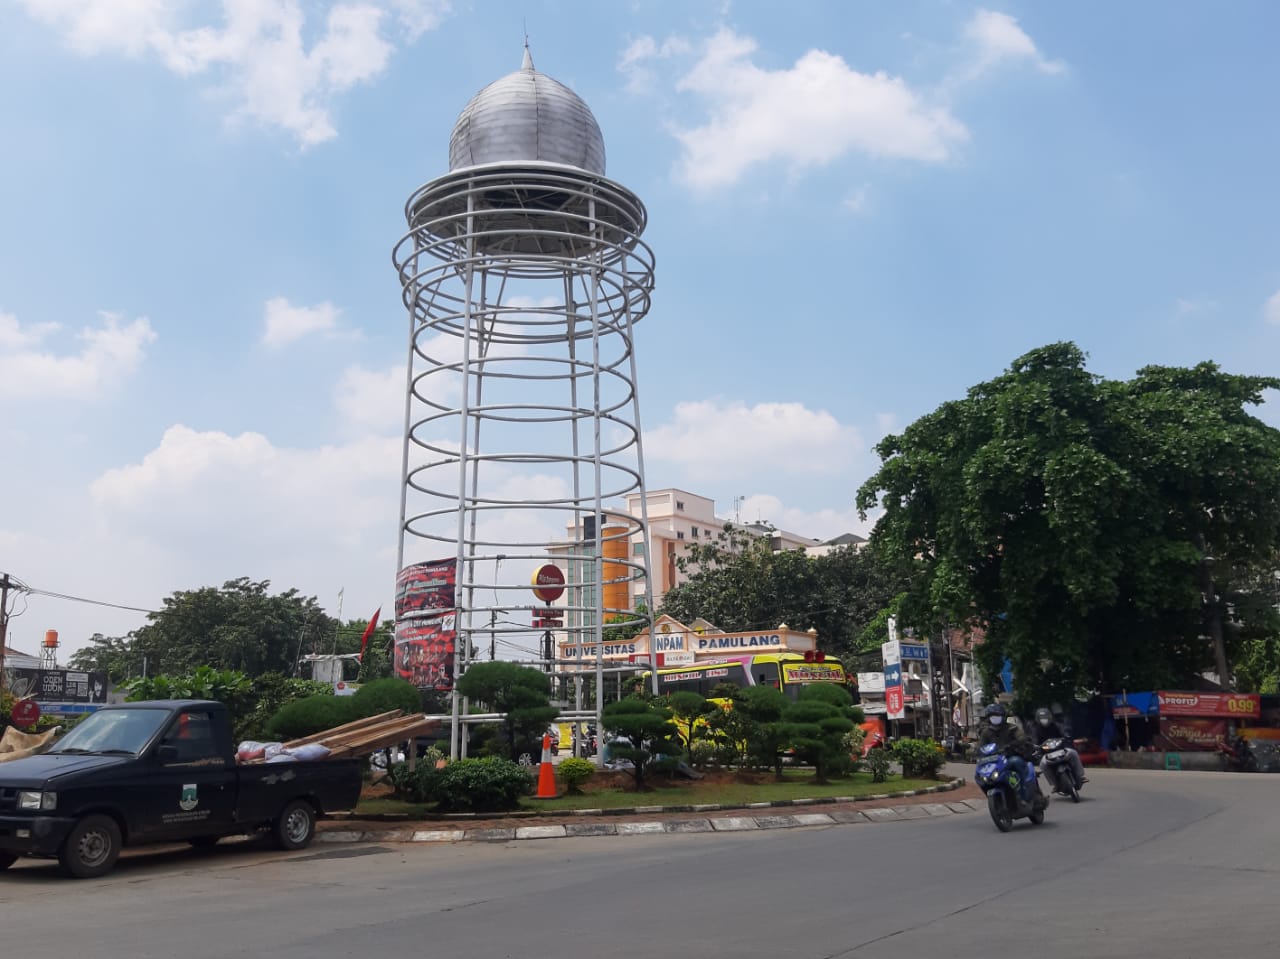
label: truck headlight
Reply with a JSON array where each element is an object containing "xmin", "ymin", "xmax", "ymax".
[{"xmin": 16, "ymin": 790, "xmax": 57, "ymax": 811}]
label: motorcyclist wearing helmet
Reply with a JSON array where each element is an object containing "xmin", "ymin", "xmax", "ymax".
[
  {"xmin": 1034, "ymin": 707, "xmax": 1087, "ymax": 787},
  {"xmin": 978, "ymin": 703, "xmax": 1039, "ymax": 800}
]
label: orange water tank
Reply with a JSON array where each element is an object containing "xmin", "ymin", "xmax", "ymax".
[
  {"xmin": 601, "ymin": 525, "xmax": 629, "ymax": 612},
  {"xmin": 44, "ymin": 629, "xmax": 59, "ymax": 649}
]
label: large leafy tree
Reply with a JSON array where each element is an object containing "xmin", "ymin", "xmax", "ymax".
[
  {"xmin": 127, "ymin": 578, "xmax": 336, "ymax": 678},
  {"xmin": 658, "ymin": 526, "xmax": 912, "ymax": 662},
  {"xmin": 856, "ymin": 343, "xmax": 1280, "ymax": 705}
]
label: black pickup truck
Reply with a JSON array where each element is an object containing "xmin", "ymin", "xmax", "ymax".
[{"xmin": 0, "ymin": 699, "xmax": 362, "ymax": 878}]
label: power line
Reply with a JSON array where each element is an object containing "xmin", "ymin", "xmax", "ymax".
[{"xmin": 1, "ymin": 573, "xmax": 158, "ymax": 615}]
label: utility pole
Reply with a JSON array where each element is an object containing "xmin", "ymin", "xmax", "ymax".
[{"xmin": 0, "ymin": 572, "xmax": 10, "ymax": 692}]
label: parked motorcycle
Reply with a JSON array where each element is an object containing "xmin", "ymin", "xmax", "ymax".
[
  {"xmin": 1040, "ymin": 737, "xmax": 1082, "ymax": 802},
  {"xmin": 974, "ymin": 741, "xmax": 1049, "ymax": 832}
]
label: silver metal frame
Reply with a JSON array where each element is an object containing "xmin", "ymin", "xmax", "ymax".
[{"xmin": 392, "ymin": 162, "xmax": 658, "ymax": 759}]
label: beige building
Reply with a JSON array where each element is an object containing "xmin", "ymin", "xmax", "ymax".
[{"xmin": 545, "ymin": 487, "xmax": 863, "ymax": 628}]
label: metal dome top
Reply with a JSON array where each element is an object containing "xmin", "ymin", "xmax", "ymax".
[{"xmin": 448, "ymin": 45, "xmax": 606, "ymax": 176}]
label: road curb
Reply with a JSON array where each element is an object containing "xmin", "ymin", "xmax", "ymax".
[{"xmin": 316, "ymin": 778, "xmax": 975, "ymax": 845}]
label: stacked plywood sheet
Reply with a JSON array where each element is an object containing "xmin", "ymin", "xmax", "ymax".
[{"xmin": 240, "ymin": 711, "xmax": 444, "ymax": 763}]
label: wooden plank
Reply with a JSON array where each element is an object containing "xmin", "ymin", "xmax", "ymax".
[{"xmin": 279, "ymin": 710, "xmax": 404, "ymax": 749}]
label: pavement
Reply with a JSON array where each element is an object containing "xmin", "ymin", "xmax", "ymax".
[{"xmin": 315, "ymin": 774, "xmax": 982, "ymax": 844}]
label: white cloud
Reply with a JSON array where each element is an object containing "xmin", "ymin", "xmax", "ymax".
[
  {"xmin": 388, "ymin": 0, "xmax": 450, "ymax": 41},
  {"xmin": 90, "ymin": 424, "xmax": 401, "ymax": 551},
  {"xmin": 842, "ymin": 184, "xmax": 871, "ymax": 215},
  {"xmin": 645, "ymin": 398, "xmax": 862, "ymax": 481},
  {"xmin": 672, "ymin": 29, "xmax": 967, "ymax": 190},
  {"xmin": 0, "ymin": 310, "xmax": 156, "ymax": 401},
  {"xmin": 1265, "ymin": 290, "xmax": 1280, "ymax": 325},
  {"xmin": 736, "ymin": 493, "xmax": 872, "ymax": 541},
  {"xmin": 335, "ymin": 362, "xmax": 404, "ymax": 435},
  {"xmin": 617, "ymin": 33, "xmax": 691, "ymax": 94},
  {"xmin": 964, "ymin": 9, "xmax": 1065, "ymax": 76},
  {"xmin": 17, "ymin": 1, "xmax": 445, "ymax": 147},
  {"xmin": 262, "ymin": 296, "xmax": 342, "ymax": 346}
]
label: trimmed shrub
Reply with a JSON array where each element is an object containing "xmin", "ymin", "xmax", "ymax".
[
  {"xmin": 387, "ymin": 762, "xmax": 442, "ymax": 804},
  {"xmin": 891, "ymin": 738, "xmax": 946, "ymax": 779},
  {"xmin": 432, "ymin": 757, "xmax": 534, "ymax": 812},
  {"xmin": 865, "ymin": 745, "xmax": 892, "ymax": 783},
  {"xmin": 264, "ymin": 694, "xmax": 358, "ymax": 740},
  {"xmin": 351, "ymin": 677, "xmax": 422, "ymax": 718},
  {"xmin": 557, "ymin": 757, "xmax": 596, "ymax": 794}
]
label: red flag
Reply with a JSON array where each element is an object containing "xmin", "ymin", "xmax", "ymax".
[{"xmin": 358, "ymin": 607, "xmax": 382, "ymax": 661}]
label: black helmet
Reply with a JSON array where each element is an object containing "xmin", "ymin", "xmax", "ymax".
[
  {"xmin": 984, "ymin": 703, "xmax": 1007, "ymax": 724},
  {"xmin": 1035, "ymin": 707, "xmax": 1052, "ymax": 727}
]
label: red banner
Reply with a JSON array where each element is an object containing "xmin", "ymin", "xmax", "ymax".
[
  {"xmin": 1157, "ymin": 717, "xmax": 1228, "ymax": 751},
  {"xmin": 1156, "ymin": 691, "xmax": 1260, "ymax": 719},
  {"xmin": 395, "ymin": 558, "xmax": 457, "ymax": 620},
  {"xmin": 395, "ymin": 611, "xmax": 456, "ymax": 691}
]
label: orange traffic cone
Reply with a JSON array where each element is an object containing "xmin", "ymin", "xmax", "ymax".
[{"xmin": 536, "ymin": 733, "xmax": 557, "ymax": 798}]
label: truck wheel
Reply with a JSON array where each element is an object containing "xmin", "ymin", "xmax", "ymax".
[
  {"xmin": 274, "ymin": 799, "xmax": 316, "ymax": 851},
  {"xmin": 59, "ymin": 814, "xmax": 122, "ymax": 878},
  {"xmin": 0, "ymin": 851, "xmax": 18, "ymax": 871}
]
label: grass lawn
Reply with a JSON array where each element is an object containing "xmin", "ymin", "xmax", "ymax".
[{"xmin": 355, "ymin": 770, "xmax": 946, "ymax": 818}]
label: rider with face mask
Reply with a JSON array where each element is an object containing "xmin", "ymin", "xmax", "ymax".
[
  {"xmin": 1034, "ymin": 707, "xmax": 1087, "ymax": 787},
  {"xmin": 979, "ymin": 703, "xmax": 1039, "ymax": 800}
]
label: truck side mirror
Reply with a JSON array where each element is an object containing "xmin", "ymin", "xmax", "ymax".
[{"xmin": 156, "ymin": 745, "xmax": 179, "ymax": 763}]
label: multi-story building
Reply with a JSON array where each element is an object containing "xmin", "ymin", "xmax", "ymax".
[{"xmin": 546, "ymin": 487, "xmax": 862, "ymax": 623}]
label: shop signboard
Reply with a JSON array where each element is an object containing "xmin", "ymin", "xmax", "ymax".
[
  {"xmin": 1158, "ymin": 717, "xmax": 1228, "ymax": 751},
  {"xmin": 1156, "ymin": 691, "xmax": 1260, "ymax": 719}
]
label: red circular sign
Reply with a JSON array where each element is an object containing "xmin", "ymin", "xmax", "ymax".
[
  {"xmin": 531, "ymin": 564, "xmax": 566, "ymax": 602},
  {"xmin": 11, "ymin": 699, "xmax": 40, "ymax": 727}
]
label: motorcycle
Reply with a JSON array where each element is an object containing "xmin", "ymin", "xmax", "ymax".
[
  {"xmin": 1217, "ymin": 736, "xmax": 1258, "ymax": 773},
  {"xmin": 974, "ymin": 741, "xmax": 1048, "ymax": 832},
  {"xmin": 1040, "ymin": 737, "xmax": 1082, "ymax": 802}
]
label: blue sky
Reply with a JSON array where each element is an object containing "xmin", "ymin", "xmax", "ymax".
[{"xmin": 2, "ymin": 1, "xmax": 1278, "ymax": 660}]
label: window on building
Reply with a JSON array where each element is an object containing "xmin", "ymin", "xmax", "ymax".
[
  {"xmin": 676, "ymin": 500, "xmax": 685, "ymax": 511},
  {"xmin": 633, "ymin": 542, "xmax": 645, "ymax": 556},
  {"xmin": 691, "ymin": 527, "xmax": 699, "ymax": 537},
  {"xmin": 676, "ymin": 531, "xmax": 685, "ymax": 540}
]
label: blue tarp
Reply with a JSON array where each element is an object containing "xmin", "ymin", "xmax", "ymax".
[{"xmin": 1111, "ymin": 691, "xmax": 1159, "ymax": 718}]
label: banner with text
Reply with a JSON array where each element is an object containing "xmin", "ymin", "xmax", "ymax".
[{"xmin": 395, "ymin": 612, "xmax": 457, "ymax": 691}]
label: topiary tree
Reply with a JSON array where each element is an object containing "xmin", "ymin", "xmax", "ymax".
[
  {"xmin": 602, "ymin": 697, "xmax": 682, "ymax": 790},
  {"xmin": 351, "ymin": 677, "xmax": 421, "ymax": 718},
  {"xmin": 779, "ymin": 684, "xmax": 856, "ymax": 783},
  {"xmin": 456, "ymin": 661, "xmax": 559, "ymax": 760},
  {"xmin": 264, "ymin": 695, "xmax": 358, "ymax": 740},
  {"xmin": 667, "ymin": 691, "xmax": 716, "ymax": 755},
  {"xmin": 891, "ymin": 737, "xmax": 947, "ymax": 779}
]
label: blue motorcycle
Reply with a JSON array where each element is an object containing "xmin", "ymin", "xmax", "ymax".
[{"xmin": 974, "ymin": 741, "xmax": 1048, "ymax": 832}]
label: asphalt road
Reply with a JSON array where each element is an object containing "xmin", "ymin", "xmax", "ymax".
[{"xmin": 3, "ymin": 766, "xmax": 1276, "ymax": 958}]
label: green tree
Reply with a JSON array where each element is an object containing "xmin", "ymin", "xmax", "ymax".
[
  {"xmin": 126, "ymin": 578, "xmax": 335, "ymax": 678},
  {"xmin": 779, "ymin": 684, "xmax": 856, "ymax": 783},
  {"xmin": 666, "ymin": 690, "xmax": 715, "ymax": 754},
  {"xmin": 455, "ymin": 661, "xmax": 559, "ymax": 758},
  {"xmin": 857, "ymin": 343, "xmax": 1280, "ymax": 704},
  {"xmin": 67, "ymin": 633, "xmax": 140, "ymax": 684},
  {"xmin": 659, "ymin": 527, "xmax": 911, "ymax": 662},
  {"xmin": 601, "ymin": 697, "xmax": 682, "ymax": 790}
]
